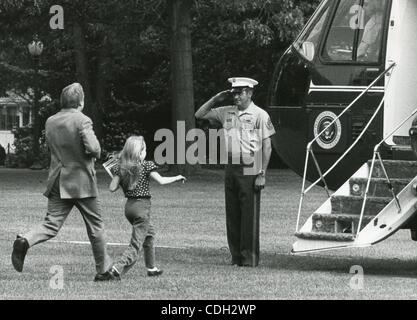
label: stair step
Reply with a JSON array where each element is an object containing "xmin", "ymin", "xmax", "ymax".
[
  {"xmin": 349, "ymin": 177, "xmax": 410, "ymax": 197},
  {"xmin": 370, "ymin": 160, "xmax": 417, "ymax": 179},
  {"xmin": 312, "ymin": 213, "xmax": 375, "ymax": 234},
  {"xmin": 295, "ymin": 232, "xmax": 355, "ymax": 242},
  {"xmin": 391, "ymin": 145, "xmax": 417, "ymax": 161},
  {"xmin": 331, "ymin": 195, "xmax": 391, "ymax": 215},
  {"xmin": 296, "ymin": 159, "xmax": 417, "ymax": 246},
  {"xmin": 393, "ymin": 136, "xmax": 411, "ymax": 146}
]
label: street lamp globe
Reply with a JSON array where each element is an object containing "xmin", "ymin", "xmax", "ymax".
[
  {"xmin": 28, "ymin": 38, "xmax": 44, "ymax": 57},
  {"xmin": 27, "ymin": 35, "xmax": 44, "ymax": 170}
]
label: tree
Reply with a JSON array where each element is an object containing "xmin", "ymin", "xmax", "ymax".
[
  {"xmin": 0, "ymin": 0, "xmax": 321, "ymax": 168},
  {"xmin": 169, "ymin": 0, "xmax": 196, "ymax": 174}
]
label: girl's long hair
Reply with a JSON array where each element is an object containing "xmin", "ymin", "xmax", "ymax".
[{"xmin": 118, "ymin": 136, "xmax": 147, "ymax": 191}]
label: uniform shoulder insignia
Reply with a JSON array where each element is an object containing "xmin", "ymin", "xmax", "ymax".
[{"xmin": 266, "ymin": 117, "xmax": 274, "ymax": 130}]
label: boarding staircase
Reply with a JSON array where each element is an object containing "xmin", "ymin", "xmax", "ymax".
[
  {"xmin": 292, "ymin": 62, "xmax": 417, "ymax": 253},
  {"xmin": 295, "ymin": 159, "xmax": 417, "ymax": 243}
]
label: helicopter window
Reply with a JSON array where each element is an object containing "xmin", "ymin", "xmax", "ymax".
[
  {"xmin": 323, "ymin": 0, "xmax": 361, "ymax": 62},
  {"xmin": 357, "ymin": 0, "xmax": 387, "ymax": 63},
  {"xmin": 323, "ymin": 0, "xmax": 388, "ymax": 63},
  {"xmin": 294, "ymin": 2, "xmax": 331, "ymax": 61}
]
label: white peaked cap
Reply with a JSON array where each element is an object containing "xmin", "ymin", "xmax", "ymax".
[{"xmin": 227, "ymin": 77, "xmax": 259, "ymax": 88}]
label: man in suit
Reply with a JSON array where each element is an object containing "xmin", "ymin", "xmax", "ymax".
[{"xmin": 11, "ymin": 83, "xmax": 115, "ymax": 281}]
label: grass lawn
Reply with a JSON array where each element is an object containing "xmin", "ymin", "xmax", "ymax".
[{"xmin": 1, "ymin": 168, "xmax": 417, "ymax": 300}]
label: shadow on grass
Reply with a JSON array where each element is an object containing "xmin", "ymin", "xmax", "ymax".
[
  {"xmin": 268, "ymin": 252, "xmax": 417, "ymax": 278},
  {"xmin": 156, "ymin": 246, "xmax": 417, "ymax": 279}
]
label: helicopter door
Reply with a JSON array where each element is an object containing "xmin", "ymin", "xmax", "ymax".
[
  {"xmin": 307, "ymin": 0, "xmax": 390, "ymax": 154},
  {"xmin": 384, "ymin": 0, "xmax": 417, "ymax": 144}
]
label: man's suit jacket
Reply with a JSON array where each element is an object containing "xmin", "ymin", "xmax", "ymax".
[{"xmin": 43, "ymin": 108, "xmax": 101, "ymax": 199}]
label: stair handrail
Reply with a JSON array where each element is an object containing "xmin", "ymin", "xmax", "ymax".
[
  {"xmin": 356, "ymin": 107, "xmax": 417, "ymax": 237},
  {"xmin": 305, "ymin": 63, "xmax": 396, "ymax": 192},
  {"xmin": 296, "ymin": 63, "xmax": 396, "ymax": 233}
]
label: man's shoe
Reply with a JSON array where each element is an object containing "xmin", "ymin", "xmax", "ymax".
[
  {"xmin": 11, "ymin": 236, "xmax": 29, "ymax": 272},
  {"xmin": 242, "ymin": 263, "xmax": 259, "ymax": 268},
  {"xmin": 242, "ymin": 264, "xmax": 255, "ymax": 268},
  {"xmin": 94, "ymin": 270, "xmax": 119, "ymax": 282},
  {"xmin": 230, "ymin": 257, "xmax": 242, "ymax": 267},
  {"xmin": 147, "ymin": 269, "xmax": 163, "ymax": 277}
]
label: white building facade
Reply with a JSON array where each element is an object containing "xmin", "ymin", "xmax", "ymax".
[{"xmin": 0, "ymin": 93, "xmax": 31, "ymax": 156}]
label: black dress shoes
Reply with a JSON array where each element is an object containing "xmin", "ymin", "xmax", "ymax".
[
  {"xmin": 230, "ymin": 257, "xmax": 242, "ymax": 266},
  {"xmin": 11, "ymin": 236, "xmax": 29, "ymax": 272},
  {"xmin": 94, "ymin": 270, "xmax": 120, "ymax": 282}
]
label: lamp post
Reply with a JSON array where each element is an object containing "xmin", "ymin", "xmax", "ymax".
[{"xmin": 28, "ymin": 35, "xmax": 44, "ymax": 169}]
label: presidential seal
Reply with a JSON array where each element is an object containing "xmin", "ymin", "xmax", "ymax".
[{"xmin": 313, "ymin": 111, "xmax": 342, "ymax": 150}]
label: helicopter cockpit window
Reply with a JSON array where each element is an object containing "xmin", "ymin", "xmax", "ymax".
[
  {"xmin": 323, "ymin": 0, "xmax": 388, "ymax": 63},
  {"xmin": 323, "ymin": 0, "xmax": 360, "ymax": 62},
  {"xmin": 294, "ymin": 1, "xmax": 331, "ymax": 61},
  {"xmin": 357, "ymin": 0, "xmax": 387, "ymax": 63}
]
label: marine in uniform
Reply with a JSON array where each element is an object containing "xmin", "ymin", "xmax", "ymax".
[{"xmin": 195, "ymin": 77, "xmax": 276, "ymax": 267}]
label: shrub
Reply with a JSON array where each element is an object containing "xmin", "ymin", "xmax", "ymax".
[
  {"xmin": 101, "ymin": 119, "xmax": 146, "ymax": 161},
  {"xmin": 5, "ymin": 126, "xmax": 49, "ymax": 169}
]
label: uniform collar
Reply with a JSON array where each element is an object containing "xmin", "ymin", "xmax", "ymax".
[{"xmin": 235, "ymin": 102, "xmax": 256, "ymax": 116}]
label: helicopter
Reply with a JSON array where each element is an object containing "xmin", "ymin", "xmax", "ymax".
[
  {"xmin": 267, "ymin": 0, "xmax": 417, "ymax": 190},
  {"xmin": 266, "ymin": 0, "xmax": 417, "ymax": 253}
]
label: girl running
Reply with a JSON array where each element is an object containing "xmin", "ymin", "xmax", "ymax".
[{"xmin": 109, "ymin": 136, "xmax": 186, "ymax": 279}]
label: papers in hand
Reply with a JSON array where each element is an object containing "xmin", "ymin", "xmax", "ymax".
[{"xmin": 103, "ymin": 157, "xmax": 118, "ymax": 178}]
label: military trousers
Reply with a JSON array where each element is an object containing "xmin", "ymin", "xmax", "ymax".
[
  {"xmin": 23, "ymin": 176, "xmax": 112, "ymax": 274},
  {"xmin": 225, "ymin": 164, "xmax": 261, "ymax": 267}
]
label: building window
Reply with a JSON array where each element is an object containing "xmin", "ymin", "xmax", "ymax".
[
  {"xmin": 0, "ymin": 108, "xmax": 6, "ymax": 130},
  {"xmin": 0, "ymin": 106, "xmax": 19, "ymax": 131},
  {"xmin": 22, "ymin": 108, "xmax": 30, "ymax": 126}
]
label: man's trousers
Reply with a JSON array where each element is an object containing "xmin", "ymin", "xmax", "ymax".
[
  {"xmin": 23, "ymin": 177, "xmax": 112, "ymax": 274},
  {"xmin": 225, "ymin": 164, "xmax": 261, "ymax": 267}
]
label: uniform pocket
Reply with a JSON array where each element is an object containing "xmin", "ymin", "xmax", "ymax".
[
  {"xmin": 224, "ymin": 121, "xmax": 233, "ymax": 130},
  {"xmin": 242, "ymin": 122, "xmax": 255, "ymax": 131}
]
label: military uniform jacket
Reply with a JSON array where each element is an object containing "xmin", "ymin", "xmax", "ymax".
[{"xmin": 43, "ymin": 108, "xmax": 101, "ymax": 199}]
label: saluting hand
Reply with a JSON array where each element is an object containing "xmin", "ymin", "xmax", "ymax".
[
  {"xmin": 254, "ymin": 175, "xmax": 265, "ymax": 192},
  {"xmin": 213, "ymin": 90, "xmax": 231, "ymax": 104}
]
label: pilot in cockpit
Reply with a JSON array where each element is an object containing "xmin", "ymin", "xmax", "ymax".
[{"xmin": 357, "ymin": 0, "xmax": 384, "ymax": 61}]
